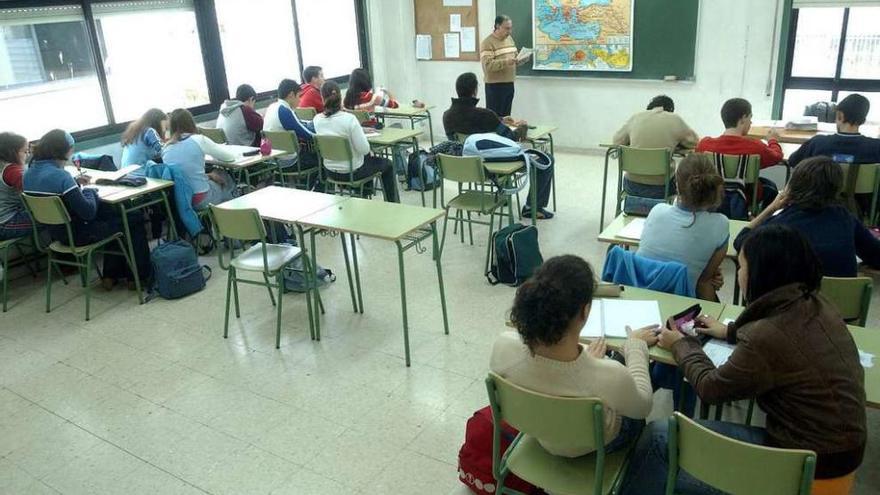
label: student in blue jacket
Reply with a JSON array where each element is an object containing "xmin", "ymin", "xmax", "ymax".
[
  {"xmin": 120, "ymin": 108, "xmax": 168, "ymax": 167},
  {"xmin": 23, "ymin": 130, "xmax": 152, "ymax": 289}
]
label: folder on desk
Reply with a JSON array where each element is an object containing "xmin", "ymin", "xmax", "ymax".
[{"xmin": 580, "ymin": 299, "xmax": 661, "ymax": 338}]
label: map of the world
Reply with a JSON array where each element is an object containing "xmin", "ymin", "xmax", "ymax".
[{"xmin": 533, "ymin": 0, "xmax": 634, "ymax": 72}]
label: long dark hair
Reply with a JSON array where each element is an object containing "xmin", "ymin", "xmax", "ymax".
[
  {"xmin": 0, "ymin": 132, "xmax": 27, "ymax": 164},
  {"xmin": 343, "ymin": 68, "xmax": 373, "ymax": 109},
  {"xmin": 322, "ymin": 81, "xmax": 343, "ymax": 117},
  {"xmin": 741, "ymin": 224, "xmax": 822, "ymax": 303},
  {"xmin": 787, "ymin": 155, "xmax": 842, "ymax": 210},
  {"xmin": 509, "ymin": 255, "xmax": 596, "ymax": 353},
  {"xmin": 121, "ymin": 108, "xmax": 167, "ymax": 146},
  {"xmin": 167, "ymin": 108, "xmax": 198, "ymax": 144},
  {"xmin": 32, "ymin": 129, "xmax": 73, "ymax": 162}
]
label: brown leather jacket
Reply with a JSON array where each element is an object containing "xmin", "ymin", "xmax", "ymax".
[{"xmin": 672, "ymin": 283, "xmax": 866, "ymax": 478}]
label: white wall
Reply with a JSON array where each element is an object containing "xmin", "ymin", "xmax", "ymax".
[{"xmin": 366, "ymin": 0, "xmax": 784, "ymax": 149}]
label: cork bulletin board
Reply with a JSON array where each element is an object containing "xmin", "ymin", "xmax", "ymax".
[{"xmin": 414, "ymin": 0, "xmax": 480, "ymax": 62}]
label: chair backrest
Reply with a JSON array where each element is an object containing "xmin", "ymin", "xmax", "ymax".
[
  {"xmin": 295, "ymin": 107, "xmax": 317, "ymax": 120},
  {"xmin": 618, "ymin": 146, "xmax": 672, "ymax": 177},
  {"xmin": 209, "ymin": 205, "xmax": 266, "ymax": 242},
  {"xmin": 314, "ymin": 134, "xmax": 355, "ymax": 168},
  {"xmin": 820, "ymin": 276, "xmax": 873, "ymax": 326},
  {"xmin": 198, "ymin": 126, "xmax": 227, "ymax": 144},
  {"xmin": 837, "ymin": 163, "xmax": 879, "ymax": 195},
  {"xmin": 715, "ymin": 154, "xmax": 761, "ymax": 183},
  {"xmin": 486, "ymin": 373, "xmax": 605, "ymax": 453},
  {"xmin": 437, "ymin": 154, "xmax": 486, "ymax": 183},
  {"xmin": 263, "ymin": 130, "xmax": 300, "ymax": 155},
  {"xmin": 21, "ymin": 194, "xmax": 70, "ymax": 226},
  {"xmin": 667, "ymin": 412, "xmax": 816, "ymax": 495},
  {"xmin": 346, "ymin": 109, "xmax": 371, "ymax": 124}
]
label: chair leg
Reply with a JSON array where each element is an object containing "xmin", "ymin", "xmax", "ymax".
[
  {"xmin": 45, "ymin": 253, "xmax": 53, "ymax": 313},
  {"xmin": 1, "ymin": 246, "xmax": 8, "ymax": 312},
  {"xmin": 263, "ymin": 272, "xmax": 277, "ymax": 307},
  {"xmin": 223, "ymin": 268, "xmax": 233, "ymax": 339},
  {"xmin": 275, "ymin": 273, "xmax": 283, "ymax": 349},
  {"xmin": 84, "ymin": 252, "xmax": 93, "ymax": 321},
  {"xmin": 485, "ymin": 211, "xmax": 496, "ymax": 274},
  {"xmin": 440, "ymin": 211, "xmax": 451, "ymax": 256},
  {"xmin": 458, "ymin": 211, "xmax": 465, "ymax": 244},
  {"xmin": 341, "ymin": 233, "xmax": 358, "ymax": 313},
  {"xmin": 466, "ymin": 211, "xmax": 474, "ymax": 245},
  {"xmin": 231, "ymin": 268, "xmax": 241, "ymax": 318}
]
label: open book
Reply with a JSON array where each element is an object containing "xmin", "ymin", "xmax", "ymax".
[
  {"xmin": 580, "ymin": 299, "xmax": 662, "ymax": 338},
  {"xmin": 516, "ymin": 47, "xmax": 533, "ymax": 64}
]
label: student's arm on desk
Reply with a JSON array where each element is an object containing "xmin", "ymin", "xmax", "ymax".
[
  {"xmin": 697, "ymin": 245, "xmax": 728, "ymax": 301},
  {"xmin": 195, "ymin": 135, "xmax": 236, "ymax": 163},
  {"xmin": 349, "ymin": 119, "xmax": 372, "ymax": 157}
]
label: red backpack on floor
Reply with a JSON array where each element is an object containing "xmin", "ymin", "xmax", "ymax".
[{"xmin": 458, "ymin": 406, "xmax": 543, "ymax": 494}]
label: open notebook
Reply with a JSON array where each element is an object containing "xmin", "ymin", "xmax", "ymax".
[{"xmin": 580, "ymin": 299, "xmax": 662, "ymax": 338}]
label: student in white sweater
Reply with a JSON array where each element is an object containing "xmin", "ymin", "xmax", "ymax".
[
  {"xmin": 312, "ymin": 80, "xmax": 399, "ymax": 202},
  {"xmin": 490, "ymin": 255, "xmax": 659, "ymax": 457}
]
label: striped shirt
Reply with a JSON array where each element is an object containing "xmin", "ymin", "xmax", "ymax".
[{"xmin": 480, "ymin": 34, "xmax": 516, "ymax": 84}]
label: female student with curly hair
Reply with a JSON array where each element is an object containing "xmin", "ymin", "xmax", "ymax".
[{"xmin": 490, "ymin": 255, "xmax": 660, "ymax": 457}]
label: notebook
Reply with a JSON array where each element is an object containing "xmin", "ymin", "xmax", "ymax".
[
  {"xmin": 580, "ymin": 299, "xmax": 662, "ymax": 338},
  {"xmin": 616, "ymin": 218, "xmax": 645, "ymax": 241}
]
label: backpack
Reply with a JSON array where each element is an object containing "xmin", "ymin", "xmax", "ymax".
[
  {"xmin": 713, "ymin": 153, "xmax": 753, "ymax": 221},
  {"xmin": 406, "ymin": 150, "xmax": 441, "ymax": 191},
  {"xmin": 282, "ymin": 256, "xmax": 336, "ymax": 293},
  {"xmin": 487, "ymin": 224, "xmax": 543, "ymax": 286},
  {"xmin": 804, "ymin": 101, "xmax": 837, "ymax": 123},
  {"xmin": 458, "ymin": 406, "xmax": 541, "ymax": 495},
  {"xmin": 72, "ymin": 152, "xmax": 117, "ymax": 171},
  {"xmin": 149, "ymin": 240, "xmax": 210, "ymax": 300}
]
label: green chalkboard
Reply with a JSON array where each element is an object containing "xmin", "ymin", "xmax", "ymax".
[{"xmin": 496, "ymin": 0, "xmax": 699, "ymax": 81}]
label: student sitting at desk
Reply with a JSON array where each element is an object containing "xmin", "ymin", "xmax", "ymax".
[
  {"xmin": 120, "ymin": 108, "xmax": 167, "ymax": 167},
  {"xmin": 23, "ymin": 129, "xmax": 152, "ymax": 288},
  {"xmin": 620, "ymin": 225, "xmax": 866, "ymax": 495},
  {"xmin": 638, "ymin": 154, "xmax": 729, "ymax": 301},
  {"xmin": 299, "ymin": 65, "xmax": 325, "ymax": 113},
  {"xmin": 612, "ymin": 95, "xmax": 699, "ymax": 199},
  {"xmin": 162, "ymin": 109, "xmax": 237, "ymax": 210},
  {"xmin": 734, "ymin": 156, "xmax": 880, "ymax": 277},
  {"xmin": 343, "ymin": 68, "xmax": 400, "ymax": 113},
  {"xmin": 491, "ymin": 255, "xmax": 659, "ymax": 457},
  {"xmin": 0, "ymin": 132, "xmax": 33, "ymax": 240},
  {"xmin": 264, "ymin": 78, "xmax": 318, "ymax": 172},
  {"xmin": 216, "ymin": 84, "xmax": 264, "ymax": 147},
  {"xmin": 788, "ymin": 93, "xmax": 880, "ymax": 167},
  {"xmin": 697, "ymin": 97, "xmax": 783, "ymax": 208},
  {"xmin": 314, "ymin": 81, "xmax": 399, "ymax": 203}
]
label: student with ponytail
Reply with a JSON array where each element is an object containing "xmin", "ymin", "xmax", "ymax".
[
  {"xmin": 120, "ymin": 108, "xmax": 167, "ymax": 167},
  {"xmin": 638, "ymin": 153, "xmax": 729, "ymax": 300},
  {"xmin": 313, "ymin": 80, "xmax": 399, "ymax": 202},
  {"xmin": 490, "ymin": 255, "xmax": 659, "ymax": 457}
]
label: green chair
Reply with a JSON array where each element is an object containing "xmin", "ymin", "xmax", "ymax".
[
  {"xmin": 436, "ymin": 155, "xmax": 507, "ymax": 272},
  {"xmin": 314, "ymin": 134, "xmax": 384, "ymax": 199},
  {"xmin": 294, "ymin": 107, "xmax": 317, "ymax": 121},
  {"xmin": 1, "ymin": 236, "xmax": 32, "ymax": 312},
  {"xmin": 600, "ymin": 146, "xmax": 673, "ymax": 232},
  {"xmin": 837, "ymin": 162, "xmax": 880, "ymax": 224},
  {"xmin": 21, "ymin": 194, "xmax": 137, "ymax": 321},
  {"xmin": 714, "ymin": 153, "xmax": 762, "ymax": 218},
  {"xmin": 820, "ymin": 276, "xmax": 873, "ymax": 327},
  {"xmin": 667, "ymin": 412, "xmax": 815, "ymax": 495},
  {"xmin": 485, "ymin": 373, "xmax": 631, "ymax": 495},
  {"xmin": 263, "ymin": 130, "xmax": 320, "ymax": 190},
  {"xmin": 210, "ymin": 204, "xmax": 307, "ymax": 349},
  {"xmin": 345, "ymin": 109, "xmax": 371, "ymax": 124},
  {"xmin": 198, "ymin": 126, "xmax": 227, "ymax": 144}
]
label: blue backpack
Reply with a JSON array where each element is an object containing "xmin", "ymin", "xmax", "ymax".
[
  {"xmin": 406, "ymin": 150, "xmax": 441, "ymax": 191},
  {"xmin": 149, "ymin": 240, "xmax": 211, "ymax": 299}
]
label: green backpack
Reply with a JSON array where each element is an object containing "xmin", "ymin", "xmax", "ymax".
[{"xmin": 486, "ymin": 224, "xmax": 543, "ymax": 286}]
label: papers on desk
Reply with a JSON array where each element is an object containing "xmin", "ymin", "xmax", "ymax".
[
  {"xmin": 616, "ymin": 218, "xmax": 645, "ymax": 241},
  {"xmin": 703, "ymin": 340, "xmax": 736, "ymax": 367},
  {"xmin": 362, "ymin": 127, "xmax": 380, "ymax": 136},
  {"xmin": 860, "ymin": 349, "xmax": 875, "ymax": 368},
  {"xmin": 580, "ymin": 299, "xmax": 662, "ymax": 338},
  {"xmin": 103, "ymin": 164, "xmax": 141, "ymax": 181}
]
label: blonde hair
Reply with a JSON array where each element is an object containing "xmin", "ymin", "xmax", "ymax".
[{"xmin": 676, "ymin": 153, "xmax": 724, "ymax": 211}]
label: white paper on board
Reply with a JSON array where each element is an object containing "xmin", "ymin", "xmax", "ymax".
[
  {"xmin": 416, "ymin": 34, "xmax": 432, "ymax": 60},
  {"xmin": 443, "ymin": 0, "xmax": 472, "ymax": 6},
  {"xmin": 444, "ymin": 32, "xmax": 460, "ymax": 58},
  {"xmin": 450, "ymin": 14, "xmax": 462, "ymax": 32},
  {"xmin": 460, "ymin": 26, "xmax": 476, "ymax": 52}
]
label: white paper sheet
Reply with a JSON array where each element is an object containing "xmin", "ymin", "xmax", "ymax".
[
  {"xmin": 443, "ymin": 0, "xmax": 472, "ymax": 6},
  {"xmin": 859, "ymin": 349, "xmax": 875, "ymax": 368},
  {"xmin": 616, "ymin": 218, "xmax": 645, "ymax": 240},
  {"xmin": 450, "ymin": 14, "xmax": 461, "ymax": 32},
  {"xmin": 460, "ymin": 26, "xmax": 476, "ymax": 52},
  {"xmin": 443, "ymin": 32, "xmax": 460, "ymax": 58},
  {"xmin": 516, "ymin": 47, "xmax": 534, "ymax": 64},
  {"xmin": 580, "ymin": 299, "xmax": 662, "ymax": 338},
  {"xmin": 416, "ymin": 34, "xmax": 432, "ymax": 60},
  {"xmin": 703, "ymin": 340, "xmax": 736, "ymax": 367}
]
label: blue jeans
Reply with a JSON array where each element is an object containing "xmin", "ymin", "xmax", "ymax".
[
  {"xmin": 623, "ymin": 177, "xmax": 675, "ymax": 200},
  {"xmin": 0, "ymin": 210, "xmax": 32, "ymax": 240},
  {"xmin": 606, "ymin": 417, "xmax": 645, "ymax": 454},
  {"xmin": 194, "ymin": 170, "xmax": 236, "ymax": 210},
  {"xmin": 651, "ymin": 363, "xmax": 697, "ymax": 417},
  {"xmin": 619, "ymin": 420, "xmax": 768, "ymax": 495}
]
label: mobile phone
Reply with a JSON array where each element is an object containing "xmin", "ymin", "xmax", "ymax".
[{"xmin": 242, "ymin": 149, "xmax": 260, "ymax": 157}]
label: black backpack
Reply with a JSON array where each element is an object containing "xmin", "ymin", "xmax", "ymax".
[
  {"xmin": 487, "ymin": 224, "xmax": 543, "ymax": 286},
  {"xmin": 149, "ymin": 240, "xmax": 211, "ymax": 299},
  {"xmin": 406, "ymin": 150, "xmax": 441, "ymax": 191}
]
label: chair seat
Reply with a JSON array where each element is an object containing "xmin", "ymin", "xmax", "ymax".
[
  {"xmin": 231, "ymin": 243, "xmax": 301, "ymax": 273},
  {"xmin": 507, "ymin": 435, "xmax": 628, "ymax": 495},
  {"xmin": 484, "ymin": 161, "xmax": 525, "ymax": 176},
  {"xmin": 48, "ymin": 233, "xmax": 121, "ymax": 256},
  {"xmin": 0, "ymin": 236, "xmax": 26, "ymax": 248},
  {"xmin": 447, "ymin": 191, "xmax": 504, "ymax": 212}
]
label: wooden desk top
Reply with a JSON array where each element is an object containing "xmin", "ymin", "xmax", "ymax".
[
  {"xmin": 205, "ymin": 145, "xmax": 286, "ymax": 169},
  {"xmin": 373, "ymin": 105, "xmax": 435, "ymax": 117},
  {"xmin": 367, "ymin": 128, "xmax": 423, "ymax": 147},
  {"xmin": 748, "ymin": 120, "xmax": 880, "ymax": 144},
  {"xmin": 483, "ymin": 161, "xmax": 525, "ymax": 176},
  {"xmin": 525, "ymin": 125, "xmax": 558, "ymax": 141},
  {"xmin": 66, "ymin": 166, "xmax": 172, "ymax": 205},
  {"xmin": 216, "ymin": 186, "xmax": 347, "ymax": 224},
  {"xmin": 296, "ymin": 197, "xmax": 445, "ymax": 241},
  {"xmin": 597, "ymin": 213, "xmax": 746, "ymax": 259}
]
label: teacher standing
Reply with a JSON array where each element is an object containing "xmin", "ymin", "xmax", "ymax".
[{"xmin": 481, "ymin": 15, "xmax": 528, "ymax": 118}]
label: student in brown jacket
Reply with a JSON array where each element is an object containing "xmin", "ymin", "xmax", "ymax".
[{"xmin": 620, "ymin": 224, "xmax": 866, "ymax": 495}]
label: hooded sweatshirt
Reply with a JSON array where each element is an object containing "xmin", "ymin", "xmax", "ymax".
[{"xmin": 216, "ymin": 99, "xmax": 263, "ymax": 147}]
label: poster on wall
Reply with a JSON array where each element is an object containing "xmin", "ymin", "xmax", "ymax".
[{"xmin": 532, "ymin": 0, "xmax": 634, "ymax": 72}]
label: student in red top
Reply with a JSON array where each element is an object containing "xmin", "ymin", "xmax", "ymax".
[
  {"xmin": 0, "ymin": 132, "xmax": 32, "ymax": 240},
  {"xmin": 299, "ymin": 66, "xmax": 325, "ymax": 113},
  {"xmin": 343, "ymin": 68, "xmax": 399, "ymax": 112},
  {"xmin": 696, "ymin": 97, "xmax": 783, "ymax": 208}
]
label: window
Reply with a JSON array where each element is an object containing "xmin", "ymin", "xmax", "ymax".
[
  {"xmin": 92, "ymin": 1, "xmax": 210, "ymax": 123},
  {"xmin": 781, "ymin": 5, "xmax": 880, "ymax": 123},
  {"xmin": 0, "ymin": 5, "xmax": 108, "ymax": 139},
  {"xmin": 215, "ymin": 0, "xmax": 301, "ymax": 94},
  {"xmin": 295, "ymin": 0, "xmax": 363, "ymax": 80}
]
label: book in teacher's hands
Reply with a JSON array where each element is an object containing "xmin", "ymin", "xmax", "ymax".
[{"xmin": 580, "ymin": 299, "xmax": 662, "ymax": 338}]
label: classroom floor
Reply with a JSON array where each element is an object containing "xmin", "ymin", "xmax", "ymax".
[{"xmin": 1, "ymin": 150, "xmax": 877, "ymax": 494}]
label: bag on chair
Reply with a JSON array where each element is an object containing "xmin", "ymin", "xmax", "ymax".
[
  {"xmin": 458, "ymin": 406, "xmax": 542, "ymax": 494},
  {"xmin": 150, "ymin": 240, "xmax": 210, "ymax": 299},
  {"xmin": 486, "ymin": 223, "xmax": 543, "ymax": 286}
]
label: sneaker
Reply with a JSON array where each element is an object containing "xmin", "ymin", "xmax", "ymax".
[{"xmin": 521, "ymin": 207, "xmax": 554, "ymax": 220}]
